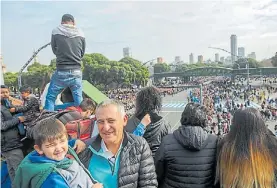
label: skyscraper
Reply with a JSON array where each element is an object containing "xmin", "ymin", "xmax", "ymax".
[
  {"xmin": 198, "ymin": 55, "xmax": 203, "ymax": 63},
  {"xmin": 220, "ymin": 57, "xmax": 225, "ymax": 63},
  {"xmin": 189, "ymin": 53, "xmax": 194, "ymax": 64},
  {"xmin": 230, "ymin": 34, "xmax": 237, "ymax": 64},
  {"xmin": 248, "ymin": 52, "xmax": 256, "ymax": 60},
  {"xmin": 238, "ymin": 47, "xmax": 245, "ymax": 58},
  {"xmin": 123, "ymin": 47, "xmax": 131, "ymax": 58},
  {"xmin": 175, "ymin": 56, "xmax": 181, "ymax": 63},
  {"xmin": 215, "ymin": 53, "xmax": 219, "ymax": 62}
]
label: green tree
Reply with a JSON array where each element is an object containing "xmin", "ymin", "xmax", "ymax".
[
  {"xmin": 271, "ymin": 52, "xmax": 277, "ymax": 67},
  {"xmin": 4, "ymin": 72, "xmax": 18, "ymax": 88},
  {"xmin": 154, "ymin": 63, "xmax": 170, "ymax": 73},
  {"xmin": 233, "ymin": 58, "xmax": 260, "ymax": 69}
]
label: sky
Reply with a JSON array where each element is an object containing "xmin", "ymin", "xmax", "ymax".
[{"xmin": 1, "ymin": 0, "xmax": 277, "ymax": 72}]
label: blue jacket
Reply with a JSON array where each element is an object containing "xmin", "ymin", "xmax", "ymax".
[{"xmin": 14, "ymin": 140, "xmax": 94, "ymax": 188}]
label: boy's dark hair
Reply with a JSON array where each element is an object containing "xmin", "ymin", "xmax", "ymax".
[
  {"xmin": 61, "ymin": 14, "xmax": 74, "ymax": 23},
  {"xmin": 34, "ymin": 117, "xmax": 67, "ymax": 147},
  {"xmin": 19, "ymin": 85, "xmax": 32, "ymax": 93},
  {"xmin": 1, "ymin": 85, "xmax": 9, "ymax": 89},
  {"xmin": 79, "ymin": 98, "xmax": 96, "ymax": 112}
]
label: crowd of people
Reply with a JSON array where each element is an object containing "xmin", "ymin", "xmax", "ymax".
[{"xmin": 2, "ymin": 13, "xmax": 277, "ymax": 188}]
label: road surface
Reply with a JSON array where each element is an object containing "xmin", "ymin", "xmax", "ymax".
[{"xmin": 160, "ymin": 90, "xmax": 189, "ymax": 132}]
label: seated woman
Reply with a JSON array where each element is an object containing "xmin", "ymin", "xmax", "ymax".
[{"xmin": 215, "ymin": 108, "xmax": 277, "ymax": 187}]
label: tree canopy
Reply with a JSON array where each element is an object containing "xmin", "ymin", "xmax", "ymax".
[
  {"xmin": 175, "ymin": 62, "xmax": 224, "ymax": 72},
  {"xmin": 153, "ymin": 63, "xmax": 171, "ymax": 73},
  {"xmin": 4, "ymin": 53, "xmax": 150, "ymax": 91},
  {"xmin": 233, "ymin": 58, "xmax": 260, "ymax": 69},
  {"xmin": 271, "ymin": 52, "xmax": 277, "ymax": 67}
]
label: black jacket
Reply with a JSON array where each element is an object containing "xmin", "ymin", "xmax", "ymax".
[
  {"xmin": 14, "ymin": 94, "xmax": 40, "ymax": 127},
  {"xmin": 155, "ymin": 126, "xmax": 218, "ymax": 188},
  {"xmin": 79, "ymin": 132, "xmax": 158, "ymax": 188},
  {"xmin": 51, "ymin": 24, "xmax": 85, "ymax": 70},
  {"xmin": 125, "ymin": 113, "xmax": 170, "ymax": 158},
  {"xmin": 1, "ymin": 105, "xmax": 23, "ymax": 152}
]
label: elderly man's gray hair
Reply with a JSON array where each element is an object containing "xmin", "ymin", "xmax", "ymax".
[{"xmin": 96, "ymin": 99, "xmax": 126, "ymax": 117}]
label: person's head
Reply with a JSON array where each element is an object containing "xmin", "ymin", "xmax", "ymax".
[
  {"xmin": 19, "ymin": 85, "xmax": 32, "ymax": 99},
  {"xmin": 135, "ymin": 86, "xmax": 162, "ymax": 120},
  {"xmin": 33, "ymin": 117, "xmax": 68, "ymax": 161},
  {"xmin": 217, "ymin": 108, "xmax": 277, "ymax": 187},
  {"xmin": 95, "ymin": 99, "xmax": 127, "ymax": 146},
  {"xmin": 61, "ymin": 14, "xmax": 75, "ymax": 25},
  {"xmin": 79, "ymin": 98, "xmax": 97, "ymax": 118},
  {"xmin": 180, "ymin": 103, "xmax": 207, "ymax": 128},
  {"xmin": 1, "ymin": 85, "xmax": 10, "ymax": 99}
]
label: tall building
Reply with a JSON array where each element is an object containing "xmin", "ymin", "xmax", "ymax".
[
  {"xmin": 157, "ymin": 57, "xmax": 164, "ymax": 63},
  {"xmin": 215, "ymin": 53, "xmax": 219, "ymax": 62},
  {"xmin": 0, "ymin": 54, "xmax": 5, "ymax": 85},
  {"xmin": 123, "ymin": 47, "xmax": 131, "ymax": 58},
  {"xmin": 230, "ymin": 34, "xmax": 237, "ymax": 64},
  {"xmin": 220, "ymin": 57, "xmax": 225, "ymax": 63},
  {"xmin": 248, "ymin": 52, "xmax": 256, "ymax": 60},
  {"xmin": 189, "ymin": 53, "xmax": 194, "ymax": 64},
  {"xmin": 198, "ymin": 55, "xmax": 203, "ymax": 63},
  {"xmin": 0, "ymin": 54, "xmax": 6, "ymax": 74},
  {"xmin": 238, "ymin": 47, "xmax": 245, "ymax": 58},
  {"xmin": 175, "ymin": 56, "xmax": 181, "ymax": 63},
  {"xmin": 225, "ymin": 56, "xmax": 232, "ymax": 64}
]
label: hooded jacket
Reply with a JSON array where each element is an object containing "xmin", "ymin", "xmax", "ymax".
[
  {"xmin": 13, "ymin": 147, "xmax": 95, "ymax": 188},
  {"xmin": 155, "ymin": 126, "xmax": 218, "ymax": 188},
  {"xmin": 14, "ymin": 94, "xmax": 40, "ymax": 127},
  {"xmin": 125, "ymin": 113, "xmax": 170, "ymax": 158},
  {"xmin": 1, "ymin": 104, "xmax": 22, "ymax": 152},
  {"xmin": 51, "ymin": 24, "xmax": 85, "ymax": 70}
]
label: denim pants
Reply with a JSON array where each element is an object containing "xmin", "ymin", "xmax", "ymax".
[{"xmin": 44, "ymin": 69, "xmax": 83, "ymax": 111}]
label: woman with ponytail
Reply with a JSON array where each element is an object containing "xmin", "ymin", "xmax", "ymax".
[{"xmin": 215, "ymin": 108, "xmax": 277, "ymax": 188}]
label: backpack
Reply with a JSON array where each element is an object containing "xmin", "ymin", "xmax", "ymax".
[
  {"xmin": 64, "ymin": 118, "xmax": 94, "ymax": 141},
  {"xmin": 27, "ymin": 110, "xmax": 82, "ymax": 139}
]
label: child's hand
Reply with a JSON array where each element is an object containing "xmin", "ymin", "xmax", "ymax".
[
  {"xmin": 92, "ymin": 183, "xmax": 103, "ymax": 188},
  {"xmin": 73, "ymin": 139, "xmax": 86, "ymax": 154},
  {"xmin": 141, "ymin": 114, "xmax": 151, "ymax": 127},
  {"xmin": 18, "ymin": 116, "xmax": 25, "ymax": 122},
  {"xmin": 10, "ymin": 108, "xmax": 16, "ymax": 113}
]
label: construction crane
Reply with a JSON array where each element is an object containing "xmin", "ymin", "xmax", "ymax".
[{"xmin": 18, "ymin": 42, "xmax": 51, "ymax": 88}]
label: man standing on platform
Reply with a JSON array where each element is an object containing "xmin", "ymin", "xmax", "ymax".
[{"xmin": 44, "ymin": 14, "xmax": 85, "ymax": 111}]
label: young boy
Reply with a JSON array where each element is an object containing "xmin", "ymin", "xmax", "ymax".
[
  {"xmin": 9, "ymin": 85, "xmax": 40, "ymax": 129},
  {"xmin": 66, "ymin": 98, "xmax": 97, "ymax": 119},
  {"xmin": 13, "ymin": 116, "xmax": 103, "ymax": 188},
  {"xmin": 1, "ymin": 85, "xmax": 25, "ymax": 182}
]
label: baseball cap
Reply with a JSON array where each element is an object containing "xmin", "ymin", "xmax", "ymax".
[{"xmin": 61, "ymin": 14, "xmax": 74, "ymax": 23}]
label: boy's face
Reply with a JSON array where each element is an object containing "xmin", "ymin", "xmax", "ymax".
[
  {"xmin": 1, "ymin": 88, "xmax": 10, "ymax": 99},
  {"xmin": 21, "ymin": 91, "xmax": 30, "ymax": 99},
  {"xmin": 81, "ymin": 110, "xmax": 92, "ymax": 119},
  {"xmin": 34, "ymin": 134, "xmax": 68, "ymax": 161}
]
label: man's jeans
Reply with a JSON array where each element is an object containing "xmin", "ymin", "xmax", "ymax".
[{"xmin": 44, "ymin": 69, "xmax": 83, "ymax": 111}]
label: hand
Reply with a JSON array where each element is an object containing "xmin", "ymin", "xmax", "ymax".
[
  {"xmin": 141, "ymin": 114, "xmax": 151, "ymax": 127},
  {"xmin": 18, "ymin": 116, "xmax": 25, "ymax": 122},
  {"xmin": 73, "ymin": 139, "xmax": 86, "ymax": 154},
  {"xmin": 10, "ymin": 108, "xmax": 16, "ymax": 113},
  {"xmin": 92, "ymin": 183, "xmax": 103, "ymax": 188}
]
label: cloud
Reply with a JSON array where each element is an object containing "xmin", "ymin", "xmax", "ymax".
[
  {"xmin": 260, "ymin": 32, "xmax": 277, "ymax": 38},
  {"xmin": 2, "ymin": 1, "xmax": 277, "ymax": 71}
]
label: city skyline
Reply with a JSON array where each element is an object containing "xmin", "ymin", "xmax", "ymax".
[{"xmin": 2, "ymin": 1, "xmax": 277, "ymax": 71}]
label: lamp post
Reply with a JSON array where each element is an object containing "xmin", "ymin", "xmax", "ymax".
[{"xmin": 208, "ymin": 46, "xmax": 250, "ymax": 90}]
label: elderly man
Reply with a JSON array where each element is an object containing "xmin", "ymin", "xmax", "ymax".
[
  {"xmin": 78, "ymin": 99, "xmax": 158, "ymax": 188},
  {"xmin": 44, "ymin": 14, "xmax": 85, "ymax": 111}
]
